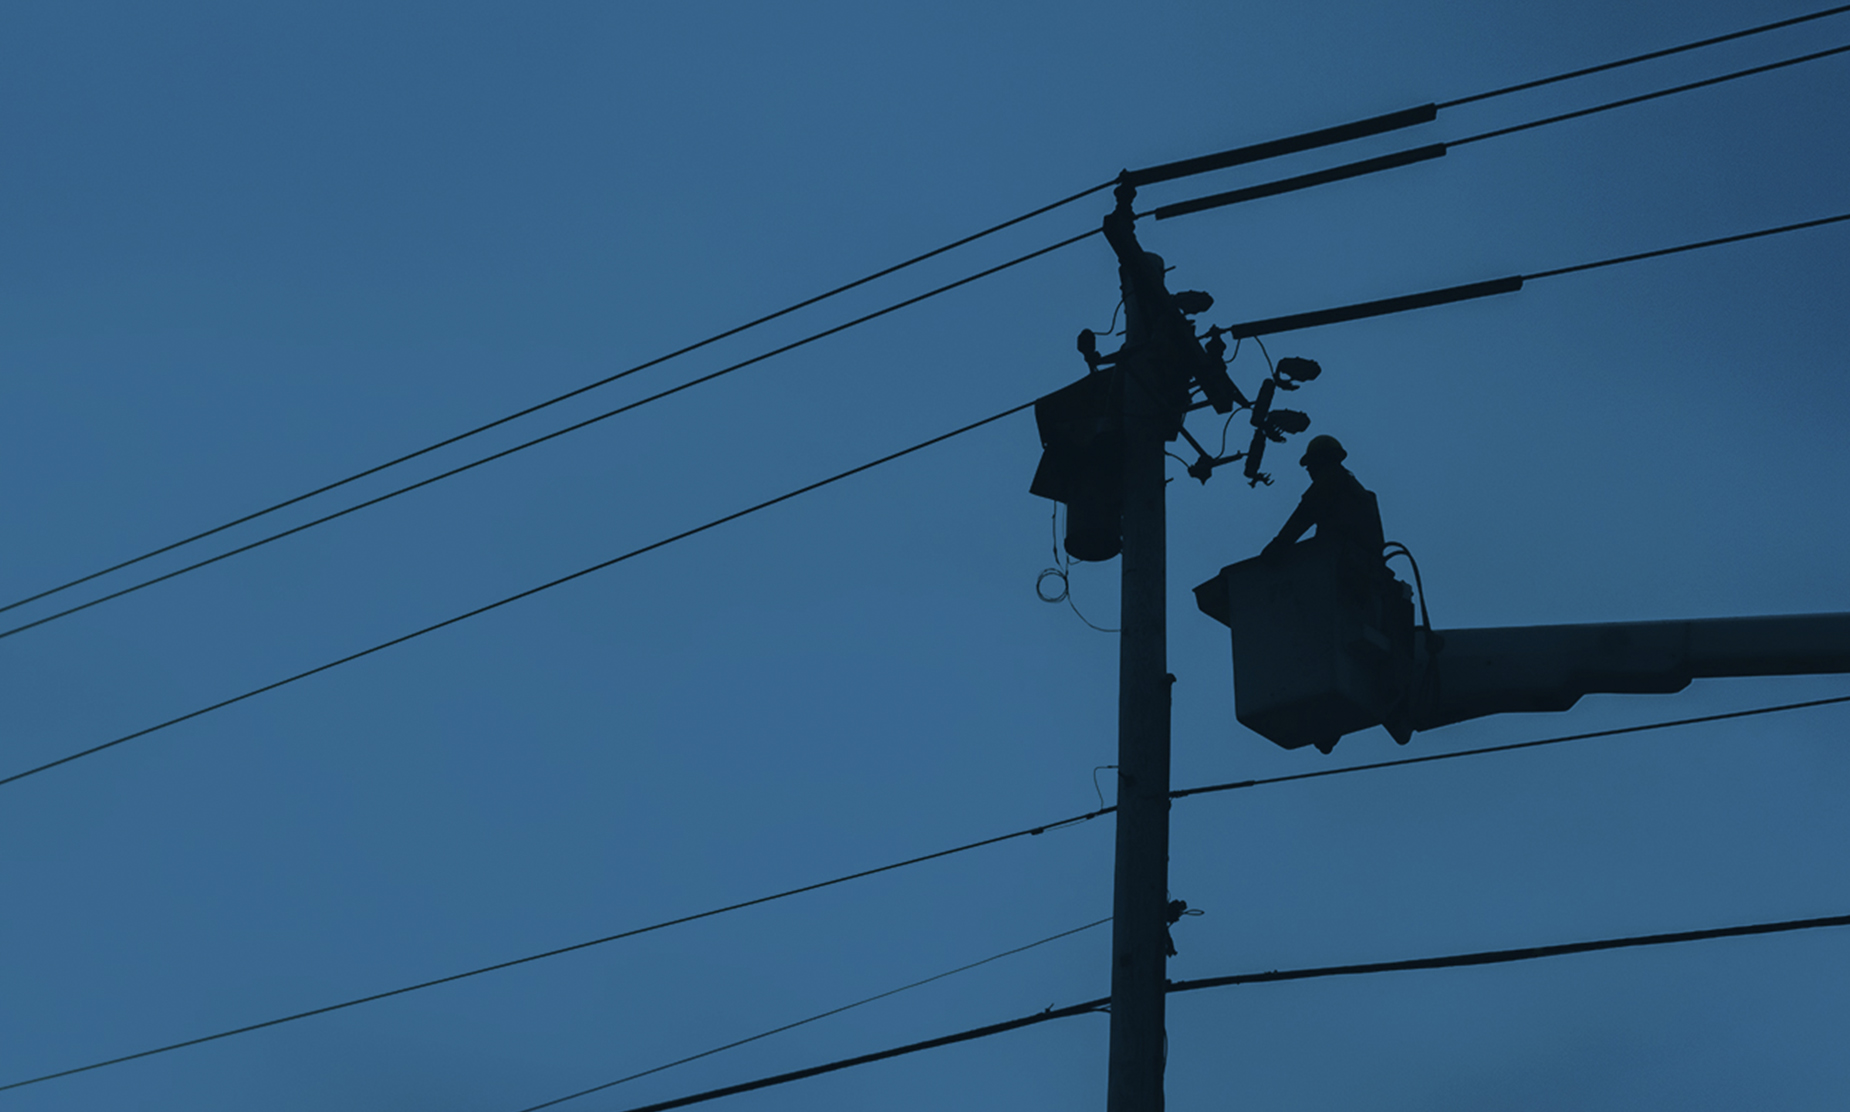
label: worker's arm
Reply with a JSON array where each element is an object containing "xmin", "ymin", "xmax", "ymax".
[{"xmin": 1263, "ymin": 491, "xmax": 1321, "ymax": 555}]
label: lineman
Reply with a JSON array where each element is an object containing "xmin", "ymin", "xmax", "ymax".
[{"xmin": 1262, "ymin": 435, "xmax": 1385, "ymax": 566}]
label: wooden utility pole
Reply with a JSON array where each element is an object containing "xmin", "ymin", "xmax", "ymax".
[{"xmin": 1103, "ymin": 179, "xmax": 1175, "ymax": 1112}]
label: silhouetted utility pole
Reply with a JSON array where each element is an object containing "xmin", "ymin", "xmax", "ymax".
[
  {"xmin": 1035, "ymin": 178, "xmax": 1299, "ymax": 1112},
  {"xmin": 1103, "ymin": 180, "xmax": 1176, "ymax": 1112}
]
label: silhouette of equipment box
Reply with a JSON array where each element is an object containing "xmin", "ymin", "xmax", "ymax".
[{"xmin": 1194, "ymin": 537, "xmax": 1405, "ymax": 751}]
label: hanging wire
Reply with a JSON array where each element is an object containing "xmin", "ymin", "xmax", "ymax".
[
  {"xmin": 1383, "ymin": 542, "xmax": 1432, "ymax": 630},
  {"xmin": 1214, "ymin": 334, "xmax": 1249, "ymax": 456},
  {"xmin": 1037, "ymin": 505, "xmax": 1119, "ymax": 633},
  {"xmin": 1097, "ymin": 297, "xmax": 1126, "ymax": 337},
  {"xmin": 1250, "ymin": 334, "xmax": 1276, "ymax": 374},
  {"xmin": 1091, "ymin": 764, "xmax": 1118, "ymax": 810}
]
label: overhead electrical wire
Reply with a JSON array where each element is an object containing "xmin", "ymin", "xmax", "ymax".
[
  {"xmin": 3, "ymin": 11, "xmax": 1841, "ymax": 1099},
  {"xmin": 13, "ymin": 34, "xmax": 1844, "ymax": 646},
  {"xmin": 1524, "ymin": 210, "xmax": 1850, "ymax": 280},
  {"xmin": 8, "ymin": 693, "xmax": 1842, "ymax": 1094},
  {"xmin": 0, "ymin": 182, "xmax": 1114, "ymax": 622},
  {"xmin": 1169, "ymin": 693, "xmax": 1850, "ymax": 800},
  {"xmin": 1151, "ymin": 40, "xmax": 1850, "ymax": 221},
  {"xmin": 7, "ymin": 4, "xmax": 1841, "ymax": 634},
  {"xmin": 1220, "ymin": 210, "xmax": 1850, "ymax": 338},
  {"xmin": 1448, "ymin": 40, "xmax": 1850, "ymax": 148},
  {"xmin": 595, "ymin": 910, "xmax": 1850, "ymax": 1112},
  {"xmin": 1437, "ymin": 2, "xmax": 1850, "ymax": 108},
  {"xmin": 0, "ymin": 230, "xmax": 1100, "ymax": 644},
  {"xmin": 512, "ymin": 918, "xmax": 1112, "ymax": 1112},
  {"xmin": 6, "ymin": 207, "xmax": 1841, "ymax": 795},
  {"xmin": 1125, "ymin": 2, "xmax": 1850, "ymax": 186},
  {"xmin": 0, "ymin": 401, "xmax": 1043, "ymax": 790},
  {"xmin": 0, "ymin": 812, "xmax": 1107, "ymax": 1095}
]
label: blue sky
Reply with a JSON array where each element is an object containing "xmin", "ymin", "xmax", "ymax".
[{"xmin": 2, "ymin": 2, "xmax": 1847, "ymax": 1110}]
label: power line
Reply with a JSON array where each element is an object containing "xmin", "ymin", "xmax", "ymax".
[
  {"xmin": 0, "ymin": 46, "xmax": 1583, "ymax": 645},
  {"xmin": 0, "ymin": 41, "xmax": 1548, "ymax": 645},
  {"xmin": 1449, "ymin": 41, "xmax": 1850, "ymax": 149},
  {"xmin": 1438, "ymin": 3, "xmax": 1850, "ymax": 108},
  {"xmin": 1169, "ymin": 911, "xmax": 1850, "ymax": 992},
  {"xmin": 602, "ymin": 911, "xmax": 1850, "ymax": 1112},
  {"xmin": 1526, "ymin": 210, "xmax": 1850, "ymax": 280},
  {"xmin": 9, "ymin": 208, "xmax": 1846, "ymax": 791},
  {"xmin": 0, "ymin": 203, "xmax": 1836, "ymax": 1095},
  {"xmin": 513, "ymin": 918, "xmax": 1111, "ymax": 1112},
  {"xmin": 0, "ymin": 228, "xmax": 1099, "ymax": 644},
  {"xmin": 0, "ymin": 813, "xmax": 1107, "ymax": 1095},
  {"xmin": 0, "ymin": 112, "xmax": 1445, "ymax": 641},
  {"xmin": 612, "ymin": 1001, "xmax": 1108, "ymax": 1112},
  {"xmin": 1154, "ymin": 41, "xmax": 1850, "ymax": 221},
  {"xmin": 1128, "ymin": 3, "xmax": 1850, "ymax": 191},
  {"xmin": 1222, "ymin": 209, "xmax": 1850, "ymax": 337},
  {"xmin": 1123, "ymin": 105, "xmax": 1439, "ymax": 188},
  {"xmin": 1149, "ymin": 144, "xmax": 1447, "ymax": 221},
  {"xmin": 21, "ymin": 98, "xmax": 1847, "ymax": 648},
  {"xmin": 1170, "ymin": 694, "xmax": 1850, "ymax": 800},
  {"xmin": 0, "ymin": 401, "xmax": 1042, "ymax": 790},
  {"xmin": 0, "ymin": 183, "xmax": 1111, "ymax": 623},
  {"xmin": 8, "ymin": 694, "xmax": 1840, "ymax": 1095},
  {"xmin": 10, "ymin": 8, "xmax": 1838, "ymax": 630}
]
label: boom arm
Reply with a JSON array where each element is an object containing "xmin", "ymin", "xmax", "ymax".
[
  {"xmin": 1416, "ymin": 614, "xmax": 1850, "ymax": 731},
  {"xmin": 1195, "ymin": 544, "xmax": 1850, "ymax": 752}
]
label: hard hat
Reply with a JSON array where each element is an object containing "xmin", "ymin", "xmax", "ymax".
[{"xmin": 1299, "ymin": 434, "xmax": 1346, "ymax": 467}]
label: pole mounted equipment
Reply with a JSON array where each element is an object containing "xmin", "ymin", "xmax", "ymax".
[
  {"xmin": 1030, "ymin": 179, "xmax": 1325, "ymax": 556},
  {"xmin": 1029, "ymin": 176, "xmax": 1330, "ymax": 1112}
]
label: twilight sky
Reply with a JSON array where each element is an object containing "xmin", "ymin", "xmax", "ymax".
[{"xmin": 2, "ymin": 2, "xmax": 1847, "ymax": 1110}]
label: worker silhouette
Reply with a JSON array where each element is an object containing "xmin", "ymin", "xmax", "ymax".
[{"xmin": 1262, "ymin": 435, "xmax": 1385, "ymax": 567}]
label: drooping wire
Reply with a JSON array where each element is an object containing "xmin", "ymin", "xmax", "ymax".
[
  {"xmin": 0, "ymin": 182, "xmax": 1115, "ymax": 622},
  {"xmin": 1095, "ymin": 297, "xmax": 1125, "ymax": 338},
  {"xmin": 1037, "ymin": 504, "xmax": 1119, "ymax": 634},
  {"xmin": 1250, "ymin": 334, "xmax": 1276, "ymax": 374},
  {"xmin": 597, "ymin": 910, "xmax": 1850, "ymax": 1112},
  {"xmin": 512, "ymin": 918, "xmax": 1112, "ymax": 1112},
  {"xmin": 1215, "ymin": 413, "xmax": 1242, "ymax": 457},
  {"xmin": 1212, "ymin": 335, "xmax": 1249, "ymax": 456},
  {"xmin": 1091, "ymin": 764, "xmax": 1118, "ymax": 810},
  {"xmin": 1382, "ymin": 542, "xmax": 1431, "ymax": 630}
]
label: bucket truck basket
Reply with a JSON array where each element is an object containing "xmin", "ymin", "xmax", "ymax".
[{"xmin": 1194, "ymin": 537, "xmax": 1413, "ymax": 751}]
